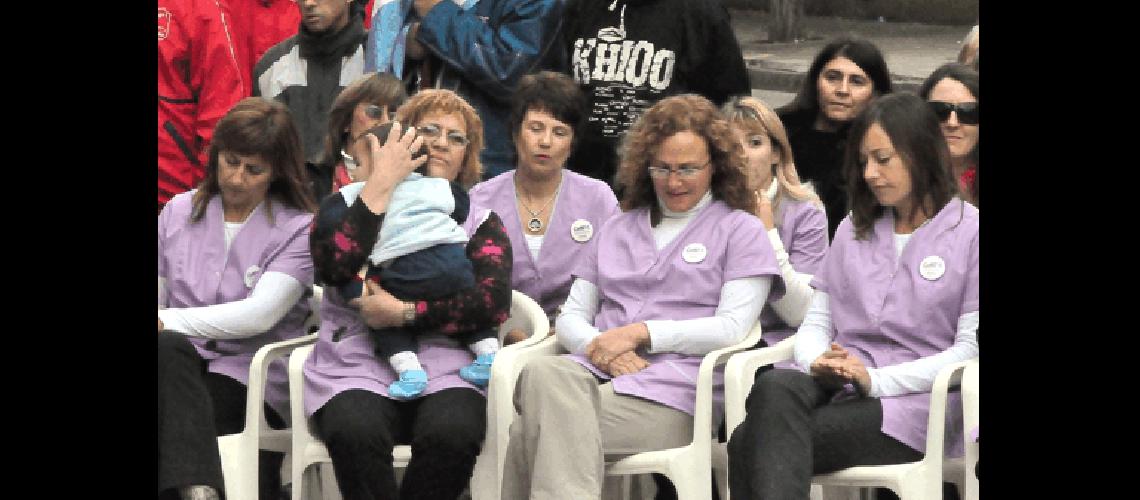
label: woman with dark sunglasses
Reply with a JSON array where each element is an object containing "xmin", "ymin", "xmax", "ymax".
[
  {"xmin": 776, "ymin": 37, "xmax": 893, "ymax": 240},
  {"xmin": 314, "ymin": 72, "xmax": 409, "ymax": 202},
  {"xmin": 920, "ymin": 63, "xmax": 980, "ymax": 207}
]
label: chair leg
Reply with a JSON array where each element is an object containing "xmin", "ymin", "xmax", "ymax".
[
  {"xmin": 667, "ymin": 462, "xmax": 711, "ymax": 500},
  {"xmin": 713, "ymin": 466, "xmax": 729, "ymax": 500}
]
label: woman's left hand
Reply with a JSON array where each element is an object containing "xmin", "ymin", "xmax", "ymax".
[
  {"xmin": 348, "ymin": 281, "xmax": 408, "ymax": 329},
  {"xmin": 586, "ymin": 323, "xmax": 648, "ymax": 369},
  {"xmin": 834, "ymin": 353, "xmax": 872, "ymax": 396},
  {"xmin": 605, "ymin": 350, "xmax": 650, "ymax": 377}
]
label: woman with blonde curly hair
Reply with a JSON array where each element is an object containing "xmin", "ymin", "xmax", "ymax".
[
  {"xmin": 724, "ymin": 95, "xmax": 829, "ymax": 350},
  {"xmin": 502, "ymin": 94, "xmax": 786, "ymax": 499},
  {"xmin": 304, "ymin": 89, "xmax": 513, "ymax": 499}
]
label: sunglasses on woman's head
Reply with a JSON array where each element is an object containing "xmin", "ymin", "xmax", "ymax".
[
  {"xmin": 928, "ymin": 101, "xmax": 979, "ymax": 125},
  {"xmin": 728, "ymin": 97, "xmax": 761, "ymax": 121}
]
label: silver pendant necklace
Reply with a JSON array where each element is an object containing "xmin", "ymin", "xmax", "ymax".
[{"xmin": 516, "ymin": 176, "xmax": 562, "ymax": 233}]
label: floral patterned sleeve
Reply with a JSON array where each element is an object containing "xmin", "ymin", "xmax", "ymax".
[
  {"xmin": 411, "ymin": 211, "xmax": 513, "ymax": 335},
  {"xmin": 309, "ymin": 192, "xmax": 382, "ymax": 287}
]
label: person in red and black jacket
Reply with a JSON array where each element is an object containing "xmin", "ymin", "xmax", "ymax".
[{"xmin": 158, "ymin": 0, "xmax": 247, "ymax": 211}]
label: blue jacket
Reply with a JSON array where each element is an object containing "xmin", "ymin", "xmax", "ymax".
[{"xmin": 417, "ymin": 0, "xmax": 567, "ymax": 180}]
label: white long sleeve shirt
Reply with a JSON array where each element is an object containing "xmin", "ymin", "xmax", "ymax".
[
  {"xmin": 556, "ymin": 192, "xmax": 773, "ymax": 355},
  {"xmin": 792, "ymin": 232, "xmax": 979, "ymax": 397},
  {"xmin": 158, "ymin": 219, "xmax": 306, "ymax": 339}
]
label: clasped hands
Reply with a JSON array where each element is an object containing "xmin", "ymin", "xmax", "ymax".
[
  {"xmin": 584, "ymin": 323, "xmax": 651, "ymax": 377},
  {"xmin": 810, "ymin": 342, "xmax": 872, "ymax": 396}
]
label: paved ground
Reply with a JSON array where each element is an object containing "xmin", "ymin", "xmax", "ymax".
[{"xmin": 730, "ymin": 9, "xmax": 973, "ymax": 96}]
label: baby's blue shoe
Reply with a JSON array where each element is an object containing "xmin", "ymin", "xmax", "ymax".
[
  {"xmin": 388, "ymin": 369, "xmax": 428, "ymax": 400},
  {"xmin": 459, "ymin": 353, "xmax": 495, "ymax": 387}
]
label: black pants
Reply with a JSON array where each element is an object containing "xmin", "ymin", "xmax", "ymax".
[
  {"xmin": 312, "ymin": 388, "xmax": 486, "ymax": 500},
  {"xmin": 727, "ymin": 369, "xmax": 922, "ymax": 500},
  {"xmin": 157, "ymin": 332, "xmax": 286, "ymax": 500}
]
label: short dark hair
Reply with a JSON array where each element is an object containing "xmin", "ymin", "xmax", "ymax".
[
  {"xmin": 509, "ymin": 71, "xmax": 588, "ymax": 143},
  {"xmin": 781, "ymin": 37, "xmax": 893, "ymax": 118},
  {"xmin": 193, "ymin": 97, "xmax": 317, "ymax": 221},
  {"xmin": 844, "ymin": 93, "xmax": 957, "ymax": 238}
]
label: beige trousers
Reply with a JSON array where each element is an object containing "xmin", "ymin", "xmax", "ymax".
[{"xmin": 501, "ymin": 356, "xmax": 693, "ymax": 500}]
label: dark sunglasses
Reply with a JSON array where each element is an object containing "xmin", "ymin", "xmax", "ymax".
[{"xmin": 928, "ymin": 101, "xmax": 979, "ymax": 125}]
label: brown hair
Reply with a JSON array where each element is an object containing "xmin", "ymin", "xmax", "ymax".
[
  {"xmin": 616, "ymin": 94, "xmax": 754, "ymax": 225},
  {"xmin": 845, "ymin": 93, "xmax": 958, "ymax": 239},
  {"xmin": 394, "ymin": 89, "xmax": 484, "ymax": 190},
  {"xmin": 192, "ymin": 97, "xmax": 316, "ymax": 222},
  {"xmin": 723, "ymin": 95, "xmax": 822, "ymax": 219},
  {"xmin": 322, "ymin": 72, "xmax": 409, "ymax": 168}
]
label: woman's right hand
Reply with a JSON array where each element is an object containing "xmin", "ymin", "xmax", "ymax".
[
  {"xmin": 809, "ymin": 342, "xmax": 851, "ymax": 390},
  {"xmin": 348, "ymin": 280, "xmax": 410, "ymax": 329},
  {"xmin": 604, "ymin": 350, "xmax": 650, "ymax": 377},
  {"xmin": 358, "ymin": 122, "xmax": 428, "ymax": 213}
]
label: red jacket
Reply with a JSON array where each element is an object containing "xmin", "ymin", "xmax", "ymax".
[{"xmin": 158, "ymin": 0, "xmax": 246, "ymax": 208}]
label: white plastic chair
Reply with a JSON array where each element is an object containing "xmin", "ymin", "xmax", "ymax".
[
  {"xmin": 956, "ymin": 358, "xmax": 979, "ymax": 500},
  {"xmin": 721, "ymin": 336, "xmax": 976, "ymax": 500},
  {"xmin": 492, "ymin": 321, "xmax": 764, "ymax": 500},
  {"xmin": 217, "ymin": 286, "xmax": 323, "ymax": 500},
  {"xmin": 289, "ymin": 290, "xmax": 549, "ymax": 500}
]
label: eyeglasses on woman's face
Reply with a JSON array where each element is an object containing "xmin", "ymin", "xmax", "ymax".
[
  {"xmin": 417, "ymin": 123, "xmax": 470, "ymax": 148},
  {"xmin": 647, "ymin": 160, "xmax": 711, "ymax": 179}
]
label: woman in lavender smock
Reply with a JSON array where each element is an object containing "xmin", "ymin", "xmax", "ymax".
[
  {"xmin": 157, "ymin": 97, "xmax": 317, "ymax": 500},
  {"xmin": 304, "ymin": 89, "xmax": 513, "ymax": 500},
  {"xmin": 724, "ymin": 96, "xmax": 829, "ymax": 351},
  {"xmin": 468, "ymin": 71, "xmax": 620, "ymax": 338},
  {"xmin": 501, "ymin": 94, "xmax": 786, "ymax": 499},
  {"xmin": 727, "ymin": 93, "xmax": 979, "ymax": 500}
]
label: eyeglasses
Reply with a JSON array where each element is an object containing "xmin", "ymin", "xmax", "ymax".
[
  {"xmin": 928, "ymin": 101, "xmax": 979, "ymax": 125},
  {"xmin": 647, "ymin": 160, "xmax": 711, "ymax": 179},
  {"xmin": 417, "ymin": 123, "xmax": 469, "ymax": 148}
]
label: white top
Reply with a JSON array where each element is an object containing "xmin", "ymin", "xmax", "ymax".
[
  {"xmin": 793, "ymin": 228, "xmax": 979, "ymax": 397},
  {"xmin": 524, "ymin": 233, "xmax": 544, "ymax": 261},
  {"xmin": 558, "ymin": 191, "xmax": 773, "ymax": 355}
]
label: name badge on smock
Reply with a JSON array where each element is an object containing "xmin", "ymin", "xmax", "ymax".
[
  {"xmin": 919, "ymin": 256, "xmax": 945, "ymax": 281},
  {"xmin": 570, "ymin": 219, "xmax": 594, "ymax": 242},
  {"xmin": 682, "ymin": 243, "xmax": 707, "ymax": 263},
  {"xmin": 244, "ymin": 265, "xmax": 261, "ymax": 288}
]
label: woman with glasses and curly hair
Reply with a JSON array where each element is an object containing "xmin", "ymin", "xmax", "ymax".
[
  {"xmin": 723, "ymin": 95, "xmax": 828, "ymax": 353},
  {"xmin": 502, "ymin": 94, "xmax": 785, "ymax": 499},
  {"xmin": 304, "ymin": 89, "xmax": 513, "ymax": 499}
]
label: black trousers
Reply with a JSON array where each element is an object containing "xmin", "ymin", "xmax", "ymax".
[
  {"xmin": 312, "ymin": 388, "xmax": 486, "ymax": 500},
  {"xmin": 157, "ymin": 331, "xmax": 286, "ymax": 500},
  {"xmin": 727, "ymin": 369, "xmax": 922, "ymax": 500}
]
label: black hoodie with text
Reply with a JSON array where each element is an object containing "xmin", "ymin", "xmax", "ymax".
[{"xmin": 562, "ymin": 0, "xmax": 750, "ymax": 186}]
